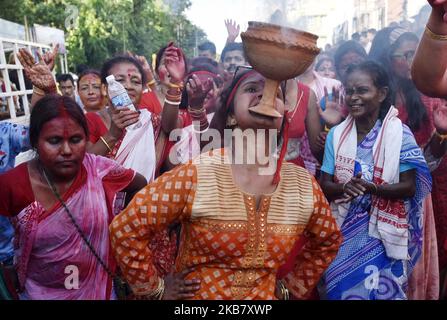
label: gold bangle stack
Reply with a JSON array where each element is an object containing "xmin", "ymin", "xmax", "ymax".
[
  {"xmin": 33, "ymin": 86, "xmax": 46, "ymax": 96},
  {"xmin": 167, "ymin": 82, "xmax": 184, "ymax": 90},
  {"xmin": 99, "ymin": 136, "xmax": 113, "ymax": 153},
  {"xmin": 188, "ymin": 106, "xmax": 206, "ymax": 117},
  {"xmin": 425, "ymin": 26, "xmax": 447, "ymax": 41},
  {"xmin": 278, "ymin": 280, "xmax": 290, "ymax": 300},
  {"xmin": 148, "ymin": 278, "xmax": 165, "ymax": 300},
  {"xmin": 188, "ymin": 106, "xmax": 208, "ymax": 130}
]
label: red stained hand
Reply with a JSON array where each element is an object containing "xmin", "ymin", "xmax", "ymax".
[
  {"xmin": 17, "ymin": 48, "xmax": 56, "ymax": 92},
  {"xmin": 164, "ymin": 42, "xmax": 186, "ymax": 84},
  {"xmin": 186, "ymin": 74, "xmax": 214, "ymax": 108}
]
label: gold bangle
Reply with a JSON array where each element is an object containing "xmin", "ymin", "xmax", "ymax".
[
  {"xmin": 167, "ymin": 82, "xmax": 184, "ymax": 90},
  {"xmin": 149, "ymin": 278, "xmax": 165, "ymax": 300},
  {"xmin": 33, "ymin": 86, "xmax": 45, "ymax": 96},
  {"xmin": 425, "ymin": 26, "xmax": 447, "ymax": 41},
  {"xmin": 164, "ymin": 98, "xmax": 181, "ymax": 106},
  {"xmin": 147, "ymin": 79, "xmax": 156, "ymax": 86},
  {"xmin": 99, "ymin": 136, "xmax": 113, "ymax": 152},
  {"xmin": 435, "ymin": 130, "xmax": 447, "ymax": 144},
  {"xmin": 188, "ymin": 106, "xmax": 205, "ymax": 115},
  {"xmin": 278, "ymin": 280, "xmax": 289, "ymax": 300}
]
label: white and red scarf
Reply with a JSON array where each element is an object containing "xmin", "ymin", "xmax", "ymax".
[
  {"xmin": 114, "ymin": 109, "xmax": 156, "ymax": 182},
  {"xmin": 332, "ymin": 107, "xmax": 409, "ymax": 260}
]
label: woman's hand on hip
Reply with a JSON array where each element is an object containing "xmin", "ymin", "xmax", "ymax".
[{"xmin": 163, "ymin": 268, "xmax": 201, "ymax": 300}]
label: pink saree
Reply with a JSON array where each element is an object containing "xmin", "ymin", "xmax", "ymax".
[{"xmin": 11, "ymin": 154, "xmax": 135, "ymax": 300}]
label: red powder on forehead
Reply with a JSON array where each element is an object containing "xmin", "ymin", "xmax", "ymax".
[
  {"xmin": 127, "ymin": 68, "xmax": 138, "ymax": 76},
  {"xmin": 80, "ymin": 74, "xmax": 101, "ymax": 84},
  {"xmin": 57, "ymin": 99, "xmax": 70, "ymax": 139}
]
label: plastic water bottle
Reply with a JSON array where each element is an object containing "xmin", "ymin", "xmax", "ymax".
[{"xmin": 106, "ymin": 75, "xmax": 140, "ymax": 130}]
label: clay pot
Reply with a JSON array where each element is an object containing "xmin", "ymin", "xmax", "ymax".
[{"xmin": 241, "ymin": 21, "xmax": 320, "ymax": 118}]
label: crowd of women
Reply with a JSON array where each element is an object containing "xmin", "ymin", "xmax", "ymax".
[{"xmin": 1, "ymin": 0, "xmax": 447, "ymax": 301}]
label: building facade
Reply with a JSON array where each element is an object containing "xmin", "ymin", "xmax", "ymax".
[{"xmin": 272, "ymin": 0, "xmax": 425, "ymax": 46}]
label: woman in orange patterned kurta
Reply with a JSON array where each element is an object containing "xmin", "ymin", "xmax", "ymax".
[{"xmin": 109, "ymin": 69, "xmax": 342, "ymax": 300}]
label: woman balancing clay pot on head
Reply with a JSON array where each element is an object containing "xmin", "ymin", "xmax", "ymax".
[
  {"xmin": 319, "ymin": 61, "xmax": 433, "ymax": 300},
  {"xmin": 0, "ymin": 95, "xmax": 146, "ymax": 300},
  {"xmin": 109, "ymin": 68, "xmax": 342, "ymax": 300}
]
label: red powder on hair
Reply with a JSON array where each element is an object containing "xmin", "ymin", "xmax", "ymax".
[{"xmin": 57, "ymin": 99, "xmax": 70, "ymax": 139}]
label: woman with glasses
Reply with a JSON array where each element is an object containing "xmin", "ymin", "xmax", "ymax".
[
  {"xmin": 370, "ymin": 27, "xmax": 447, "ymax": 299},
  {"xmin": 109, "ymin": 67, "xmax": 342, "ymax": 300}
]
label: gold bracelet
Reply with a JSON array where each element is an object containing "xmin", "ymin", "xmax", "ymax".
[
  {"xmin": 33, "ymin": 86, "xmax": 45, "ymax": 96},
  {"xmin": 167, "ymin": 82, "xmax": 184, "ymax": 90},
  {"xmin": 425, "ymin": 26, "xmax": 447, "ymax": 41},
  {"xmin": 435, "ymin": 130, "xmax": 447, "ymax": 144},
  {"xmin": 149, "ymin": 278, "xmax": 165, "ymax": 300},
  {"xmin": 278, "ymin": 280, "xmax": 290, "ymax": 300},
  {"xmin": 188, "ymin": 106, "xmax": 205, "ymax": 115},
  {"xmin": 147, "ymin": 79, "xmax": 156, "ymax": 86},
  {"xmin": 99, "ymin": 136, "xmax": 113, "ymax": 152}
]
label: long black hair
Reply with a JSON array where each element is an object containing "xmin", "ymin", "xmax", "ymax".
[
  {"xmin": 100, "ymin": 55, "xmax": 147, "ymax": 85},
  {"xmin": 208, "ymin": 68, "xmax": 251, "ymax": 138},
  {"xmin": 344, "ymin": 60, "xmax": 393, "ymax": 121},
  {"xmin": 390, "ymin": 32, "xmax": 427, "ymax": 132},
  {"xmin": 369, "ymin": 29, "xmax": 427, "ymax": 131},
  {"xmin": 77, "ymin": 69, "xmax": 101, "ymax": 87}
]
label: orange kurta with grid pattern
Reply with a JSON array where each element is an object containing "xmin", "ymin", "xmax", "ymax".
[{"xmin": 110, "ymin": 150, "xmax": 341, "ymax": 299}]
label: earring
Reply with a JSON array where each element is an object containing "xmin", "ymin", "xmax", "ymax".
[{"xmin": 226, "ymin": 115, "xmax": 237, "ymax": 127}]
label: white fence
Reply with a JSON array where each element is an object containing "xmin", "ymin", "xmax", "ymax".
[{"xmin": 0, "ymin": 37, "xmax": 66, "ymax": 125}]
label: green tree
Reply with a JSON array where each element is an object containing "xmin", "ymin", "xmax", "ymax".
[{"xmin": 0, "ymin": 0, "xmax": 208, "ymax": 70}]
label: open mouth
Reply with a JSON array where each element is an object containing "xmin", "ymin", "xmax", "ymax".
[{"xmin": 349, "ymin": 104, "xmax": 364, "ymax": 111}]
